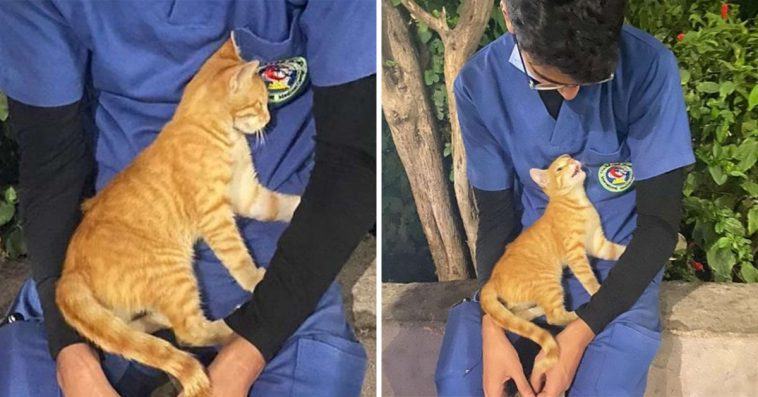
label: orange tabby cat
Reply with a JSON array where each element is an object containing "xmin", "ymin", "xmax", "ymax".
[
  {"xmin": 55, "ymin": 35, "xmax": 300, "ymax": 397},
  {"xmin": 480, "ymin": 154, "xmax": 626, "ymax": 374}
]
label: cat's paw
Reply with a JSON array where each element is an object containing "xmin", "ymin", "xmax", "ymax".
[{"xmin": 238, "ymin": 267, "xmax": 266, "ymax": 293}]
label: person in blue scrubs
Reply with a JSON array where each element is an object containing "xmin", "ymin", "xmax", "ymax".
[
  {"xmin": 0, "ymin": 1, "xmax": 375, "ymax": 396},
  {"xmin": 435, "ymin": 1, "xmax": 694, "ymax": 396}
]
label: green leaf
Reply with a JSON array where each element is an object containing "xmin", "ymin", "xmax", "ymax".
[
  {"xmin": 749, "ymin": 85, "xmax": 758, "ymax": 111},
  {"xmin": 4, "ymin": 228, "xmax": 25, "ymax": 259},
  {"xmin": 384, "ymin": 59, "xmax": 398, "ymax": 67},
  {"xmin": 748, "ymin": 206, "xmax": 758, "ymax": 236},
  {"xmin": 707, "ymin": 245, "xmax": 736, "ymax": 281},
  {"xmin": 722, "ymin": 217, "xmax": 745, "ymax": 236},
  {"xmin": 0, "ymin": 202, "xmax": 14, "ymax": 226},
  {"xmin": 417, "ymin": 23, "xmax": 432, "ymax": 44},
  {"xmin": 740, "ymin": 263, "xmax": 758, "ymax": 283},
  {"xmin": 0, "ymin": 92, "xmax": 7, "ymax": 122},
  {"xmin": 679, "ymin": 69, "xmax": 690, "ymax": 85},
  {"xmin": 742, "ymin": 181, "xmax": 758, "ymax": 197},
  {"xmin": 3, "ymin": 187, "xmax": 16, "ymax": 204},
  {"xmin": 696, "ymin": 82, "xmax": 720, "ymax": 94},
  {"xmin": 719, "ymin": 81, "xmax": 735, "ymax": 97},
  {"xmin": 734, "ymin": 140, "xmax": 758, "ymax": 171},
  {"xmin": 708, "ymin": 165, "xmax": 727, "ymax": 185}
]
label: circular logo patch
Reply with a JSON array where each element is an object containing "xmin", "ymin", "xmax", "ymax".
[
  {"xmin": 257, "ymin": 57, "xmax": 309, "ymax": 107},
  {"xmin": 598, "ymin": 162, "xmax": 634, "ymax": 192}
]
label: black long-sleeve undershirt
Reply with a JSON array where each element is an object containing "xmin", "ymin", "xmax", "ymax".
[
  {"xmin": 225, "ymin": 75, "xmax": 376, "ymax": 361},
  {"xmin": 474, "ymin": 168, "xmax": 685, "ymax": 334},
  {"xmin": 8, "ymin": 98, "xmax": 95, "ymax": 359}
]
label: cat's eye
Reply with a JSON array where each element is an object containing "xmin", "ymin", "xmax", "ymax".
[{"xmin": 557, "ymin": 166, "xmax": 564, "ymax": 171}]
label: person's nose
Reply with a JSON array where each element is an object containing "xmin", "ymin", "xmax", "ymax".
[{"xmin": 558, "ymin": 86, "xmax": 580, "ymax": 100}]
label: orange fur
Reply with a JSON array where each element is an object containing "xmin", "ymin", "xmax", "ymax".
[
  {"xmin": 480, "ymin": 155, "xmax": 626, "ymax": 374},
  {"xmin": 55, "ymin": 35, "xmax": 300, "ymax": 397}
]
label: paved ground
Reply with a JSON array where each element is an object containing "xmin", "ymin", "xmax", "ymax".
[{"xmin": 0, "ymin": 235, "xmax": 377, "ymax": 396}]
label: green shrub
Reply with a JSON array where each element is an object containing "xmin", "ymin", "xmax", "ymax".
[
  {"xmin": 627, "ymin": 1, "xmax": 757, "ymax": 282},
  {"xmin": 0, "ymin": 91, "xmax": 25, "ymax": 259}
]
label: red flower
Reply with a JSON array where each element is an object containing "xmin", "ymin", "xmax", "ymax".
[
  {"xmin": 691, "ymin": 260, "xmax": 704, "ymax": 272},
  {"xmin": 677, "ymin": 33, "xmax": 685, "ymax": 42},
  {"xmin": 721, "ymin": 3, "xmax": 729, "ymax": 20}
]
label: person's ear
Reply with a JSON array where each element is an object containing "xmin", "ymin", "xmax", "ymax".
[
  {"xmin": 530, "ymin": 168, "xmax": 548, "ymax": 189},
  {"xmin": 229, "ymin": 60, "xmax": 261, "ymax": 93},
  {"xmin": 501, "ymin": 1, "xmax": 514, "ymax": 33}
]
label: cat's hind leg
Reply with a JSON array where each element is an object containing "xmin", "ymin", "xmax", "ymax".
[
  {"xmin": 128, "ymin": 312, "xmax": 171, "ymax": 334},
  {"xmin": 510, "ymin": 302, "xmax": 545, "ymax": 322},
  {"xmin": 199, "ymin": 204, "xmax": 265, "ymax": 292},
  {"xmin": 535, "ymin": 284, "xmax": 577, "ymax": 326},
  {"xmin": 154, "ymin": 270, "xmax": 234, "ymax": 347}
]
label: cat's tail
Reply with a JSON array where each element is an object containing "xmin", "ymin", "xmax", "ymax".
[
  {"xmin": 480, "ymin": 282, "xmax": 559, "ymax": 374},
  {"xmin": 55, "ymin": 271, "xmax": 211, "ymax": 397}
]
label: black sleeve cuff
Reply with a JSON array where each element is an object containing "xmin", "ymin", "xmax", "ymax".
[{"xmin": 36, "ymin": 278, "xmax": 87, "ymax": 359}]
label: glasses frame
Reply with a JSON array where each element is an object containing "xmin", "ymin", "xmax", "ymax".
[{"xmin": 512, "ymin": 34, "xmax": 615, "ymax": 91}]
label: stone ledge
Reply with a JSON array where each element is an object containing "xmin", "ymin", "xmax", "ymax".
[{"xmin": 382, "ymin": 280, "xmax": 758, "ymax": 397}]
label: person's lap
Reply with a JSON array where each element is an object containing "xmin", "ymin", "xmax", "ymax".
[
  {"xmin": 0, "ymin": 276, "xmax": 366, "ymax": 397},
  {"xmin": 435, "ymin": 267, "xmax": 663, "ymax": 397}
]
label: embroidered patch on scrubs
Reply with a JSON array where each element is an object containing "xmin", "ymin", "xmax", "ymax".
[
  {"xmin": 599, "ymin": 162, "xmax": 634, "ymax": 192},
  {"xmin": 257, "ymin": 57, "xmax": 309, "ymax": 107}
]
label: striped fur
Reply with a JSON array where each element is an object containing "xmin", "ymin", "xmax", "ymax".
[
  {"xmin": 55, "ymin": 37, "xmax": 301, "ymax": 397},
  {"xmin": 480, "ymin": 155, "xmax": 626, "ymax": 374}
]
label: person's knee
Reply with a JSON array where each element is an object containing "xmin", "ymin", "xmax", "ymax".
[
  {"xmin": 570, "ymin": 322, "xmax": 660, "ymax": 397},
  {"xmin": 435, "ymin": 300, "xmax": 484, "ymax": 397}
]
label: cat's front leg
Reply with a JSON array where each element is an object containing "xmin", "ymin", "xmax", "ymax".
[
  {"xmin": 565, "ymin": 247, "xmax": 601, "ymax": 296},
  {"xmin": 229, "ymin": 155, "xmax": 301, "ymax": 222},
  {"xmin": 589, "ymin": 228, "xmax": 626, "ymax": 261}
]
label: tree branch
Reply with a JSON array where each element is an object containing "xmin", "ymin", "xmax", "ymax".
[{"xmin": 400, "ymin": 0, "xmax": 448, "ymax": 34}]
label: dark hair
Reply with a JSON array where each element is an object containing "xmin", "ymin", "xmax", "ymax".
[{"xmin": 505, "ymin": 0, "xmax": 626, "ymax": 83}]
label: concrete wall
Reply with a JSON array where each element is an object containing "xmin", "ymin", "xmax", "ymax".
[{"xmin": 382, "ymin": 280, "xmax": 758, "ymax": 397}]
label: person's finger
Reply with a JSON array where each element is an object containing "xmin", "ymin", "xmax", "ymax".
[
  {"xmin": 530, "ymin": 368, "xmax": 546, "ymax": 393},
  {"xmin": 536, "ymin": 373, "xmax": 561, "ymax": 397},
  {"xmin": 512, "ymin": 370, "xmax": 536, "ymax": 397},
  {"xmin": 483, "ymin": 375, "xmax": 506, "ymax": 397}
]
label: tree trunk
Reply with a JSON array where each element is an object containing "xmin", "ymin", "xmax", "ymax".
[
  {"xmin": 382, "ymin": 0, "xmax": 472, "ymax": 281},
  {"xmin": 400, "ymin": 0, "xmax": 493, "ymax": 272}
]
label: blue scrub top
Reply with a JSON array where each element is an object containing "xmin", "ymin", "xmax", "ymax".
[
  {"xmin": 456, "ymin": 25, "xmax": 695, "ymax": 246},
  {"xmin": 0, "ymin": 0, "xmax": 375, "ymax": 318}
]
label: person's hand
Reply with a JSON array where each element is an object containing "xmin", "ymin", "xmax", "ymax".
[
  {"xmin": 56, "ymin": 343, "xmax": 119, "ymax": 397},
  {"xmin": 199, "ymin": 334, "xmax": 266, "ymax": 397},
  {"xmin": 482, "ymin": 314, "xmax": 535, "ymax": 397},
  {"xmin": 529, "ymin": 319, "xmax": 594, "ymax": 397}
]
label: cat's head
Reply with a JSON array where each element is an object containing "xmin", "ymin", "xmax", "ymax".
[
  {"xmin": 529, "ymin": 155, "xmax": 586, "ymax": 196},
  {"xmin": 179, "ymin": 34, "xmax": 270, "ymax": 136}
]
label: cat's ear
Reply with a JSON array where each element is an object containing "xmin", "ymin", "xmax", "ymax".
[
  {"xmin": 230, "ymin": 31, "xmax": 244, "ymax": 61},
  {"xmin": 229, "ymin": 60, "xmax": 261, "ymax": 93},
  {"xmin": 530, "ymin": 168, "xmax": 548, "ymax": 188}
]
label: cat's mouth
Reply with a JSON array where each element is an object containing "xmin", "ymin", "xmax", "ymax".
[{"xmin": 571, "ymin": 166, "xmax": 580, "ymax": 178}]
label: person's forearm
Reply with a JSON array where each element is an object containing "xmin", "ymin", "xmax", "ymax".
[
  {"xmin": 9, "ymin": 98, "xmax": 94, "ymax": 359},
  {"xmin": 225, "ymin": 75, "xmax": 376, "ymax": 361},
  {"xmin": 474, "ymin": 188, "xmax": 519, "ymax": 286},
  {"xmin": 576, "ymin": 168, "xmax": 685, "ymax": 334}
]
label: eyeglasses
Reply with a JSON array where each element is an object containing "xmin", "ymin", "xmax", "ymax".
[{"xmin": 513, "ymin": 35, "xmax": 614, "ymax": 91}]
